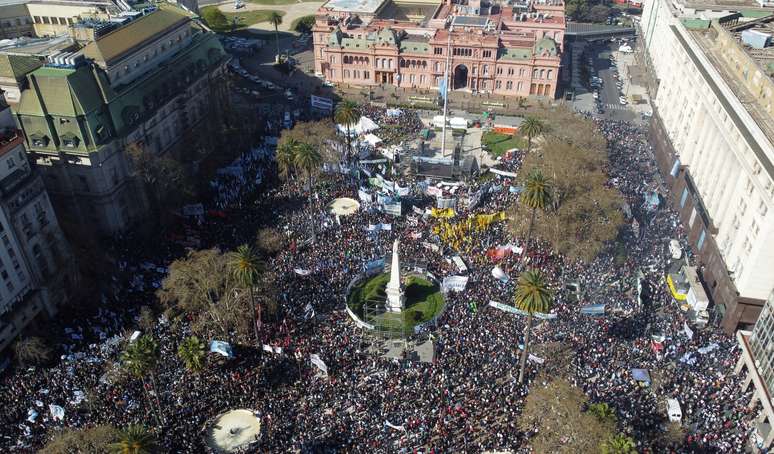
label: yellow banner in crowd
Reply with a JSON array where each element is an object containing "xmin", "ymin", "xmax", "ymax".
[{"xmin": 431, "ymin": 208, "xmax": 456, "ymax": 218}]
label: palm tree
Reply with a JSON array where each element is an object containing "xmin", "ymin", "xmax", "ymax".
[
  {"xmin": 275, "ymin": 138, "xmax": 298, "ymax": 181},
  {"xmin": 269, "ymin": 12, "xmax": 283, "ymax": 63},
  {"xmin": 601, "ymin": 433, "xmax": 637, "ymax": 454},
  {"xmin": 521, "ymin": 169, "xmax": 552, "ymax": 261},
  {"xmin": 520, "ymin": 116, "xmax": 544, "ymax": 153},
  {"xmin": 229, "ymin": 244, "xmax": 263, "ymax": 345},
  {"xmin": 121, "ymin": 336, "xmax": 163, "ymax": 424},
  {"xmin": 109, "ymin": 425, "xmax": 157, "ymax": 454},
  {"xmin": 334, "ymin": 100, "xmax": 359, "ymax": 162},
  {"xmin": 177, "ymin": 336, "xmax": 206, "ymax": 372},
  {"xmin": 294, "ymin": 143, "xmax": 323, "ymax": 241},
  {"xmin": 514, "ymin": 269, "xmax": 552, "ymax": 384}
]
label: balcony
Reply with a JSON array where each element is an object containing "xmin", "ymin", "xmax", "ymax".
[{"xmin": 0, "ymin": 129, "xmax": 24, "ymax": 157}]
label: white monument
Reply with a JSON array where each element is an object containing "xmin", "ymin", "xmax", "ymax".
[{"xmin": 385, "ymin": 240, "xmax": 405, "ymax": 313}]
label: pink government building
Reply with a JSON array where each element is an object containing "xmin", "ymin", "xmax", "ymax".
[{"xmin": 312, "ymin": 0, "xmax": 565, "ymax": 98}]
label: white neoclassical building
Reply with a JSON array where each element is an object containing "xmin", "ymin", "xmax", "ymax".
[{"xmin": 640, "ymin": 0, "xmax": 774, "ymax": 333}]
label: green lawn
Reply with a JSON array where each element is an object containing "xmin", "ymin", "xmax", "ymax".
[
  {"xmin": 482, "ymin": 131, "xmax": 527, "ymax": 158},
  {"xmin": 201, "ymin": 6, "xmax": 284, "ymax": 33},
  {"xmin": 347, "ymin": 274, "xmax": 444, "ymax": 336}
]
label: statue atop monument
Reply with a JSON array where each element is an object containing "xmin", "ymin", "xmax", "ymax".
[{"xmin": 385, "ymin": 240, "xmax": 405, "ymax": 313}]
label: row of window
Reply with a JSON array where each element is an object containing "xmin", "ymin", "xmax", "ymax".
[
  {"xmin": 0, "ymin": 17, "xmax": 32, "ymax": 28},
  {"xmin": 342, "ymin": 70, "xmax": 370, "ymax": 80},
  {"xmin": 33, "ymin": 16, "xmax": 73, "ymax": 26}
]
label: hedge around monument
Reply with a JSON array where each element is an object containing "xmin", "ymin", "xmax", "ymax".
[{"xmin": 347, "ymin": 273, "xmax": 444, "ymax": 334}]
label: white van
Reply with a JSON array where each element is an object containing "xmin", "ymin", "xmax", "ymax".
[{"xmin": 667, "ymin": 398, "xmax": 682, "ymax": 422}]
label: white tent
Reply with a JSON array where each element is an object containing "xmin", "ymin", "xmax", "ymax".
[
  {"xmin": 337, "ymin": 116, "xmax": 380, "ymax": 136},
  {"xmin": 364, "ymin": 133, "xmax": 382, "ymax": 146},
  {"xmin": 450, "ymin": 117, "xmax": 468, "ymax": 129}
]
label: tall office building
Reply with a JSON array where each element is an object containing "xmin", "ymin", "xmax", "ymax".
[
  {"xmin": 6, "ymin": 4, "xmax": 228, "ymax": 234},
  {"xmin": 640, "ymin": 0, "xmax": 774, "ymax": 332},
  {"xmin": 0, "ymin": 103, "xmax": 75, "ymax": 354}
]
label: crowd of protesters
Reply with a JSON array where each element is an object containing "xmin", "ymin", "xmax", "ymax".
[{"xmin": 0, "ymin": 109, "xmax": 759, "ymax": 453}]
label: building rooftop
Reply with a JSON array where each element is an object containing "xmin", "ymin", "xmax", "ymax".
[
  {"xmin": 83, "ymin": 5, "xmax": 192, "ymax": 66},
  {"xmin": 451, "ymin": 15, "xmax": 490, "ymax": 28},
  {"xmin": 0, "ymin": 35, "xmax": 76, "ymax": 58},
  {"xmin": 727, "ymin": 15, "xmax": 774, "ymax": 77},
  {"xmin": 323, "ymin": 0, "xmax": 386, "ymax": 14}
]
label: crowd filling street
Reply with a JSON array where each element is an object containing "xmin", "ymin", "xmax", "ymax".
[{"xmin": 0, "ymin": 105, "xmax": 758, "ymax": 453}]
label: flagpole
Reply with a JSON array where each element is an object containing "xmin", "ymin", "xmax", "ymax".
[{"xmin": 441, "ymin": 32, "xmax": 451, "ymax": 157}]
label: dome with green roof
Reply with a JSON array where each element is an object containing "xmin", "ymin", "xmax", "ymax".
[{"xmin": 534, "ymin": 36, "xmax": 558, "ymax": 57}]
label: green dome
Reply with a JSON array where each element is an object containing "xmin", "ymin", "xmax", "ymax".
[{"xmin": 534, "ymin": 37, "xmax": 558, "ymax": 57}]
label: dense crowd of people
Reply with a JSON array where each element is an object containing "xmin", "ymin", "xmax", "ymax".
[{"xmin": 0, "ymin": 108, "xmax": 759, "ymax": 453}]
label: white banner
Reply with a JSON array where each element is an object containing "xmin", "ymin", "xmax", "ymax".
[
  {"xmin": 489, "ymin": 168, "xmax": 519, "ymax": 178},
  {"xmin": 385, "ymin": 421, "xmax": 405, "ymax": 431},
  {"xmin": 528, "ymin": 354, "xmax": 545, "ymax": 364},
  {"xmin": 310, "ymin": 354, "xmax": 328, "ymax": 374},
  {"xmin": 683, "ymin": 321, "xmax": 694, "ymax": 340},
  {"xmin": 49, "ymin": 404, "xmax": 65, "ymax": 422},
  {"xmin": 488, "ymin": 301, "xmax": 558, "ymax": 320},
  {"xmin": 358, "ymin": 189, "xmax": 372, "ymax": 203},
  {"xmin": 442, "ymin": 275, "xmax": 469, "ymax": 292},
  {"xmin": 294, "ymin": 268, "xmax": 312, "ymax": 276}
]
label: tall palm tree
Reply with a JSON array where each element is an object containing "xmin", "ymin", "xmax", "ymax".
[
  {"xmin": 520, "ymin": 116, "xmax": 544, "ymax": 153},
  {"xmin": 514, "ymin": 269, "xmax": 552, "ymax": 384},
  {"xmin": 333, "ymin": 100, "xmax": 359, "ymax": 162},
  {"xmin": 109, "ymin": 425, "xmax": 157, "ymax": 454},
  {"xmin": 121, "ymin": 336, "xmax": 163, "ymax": 424},
  {"xmin": 521, "ymin": 169, "xmax": 552, "ymax": 262},
  {"xmin": 294, "ymin": 143, "xmax": 323, "ymax": 241},
  {"xmin": 177, "ymin": 336, "xmax": 206, "ymax": 372},
  {"xmin": 269, "ymin": 12, "xmax": 283, "ymax": 63},
  {"xmin": 275, "ymin": 138, "xmax": 298, "ymax": 181},
  {"xmin": 229, "ymin": 244, "xmax": 263, "ymax": 345}
]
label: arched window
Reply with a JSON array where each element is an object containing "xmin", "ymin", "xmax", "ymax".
[
  {"xmin": 533, "ymin": 69, "xmax": 539, "ymax": 78},
  {"xmin": 546, "ymin": 70, "xmax": 553, "ymax": 80},
  {"xmin": 540, "ymin": 69, "xmax": 545, "ymax": 79}
]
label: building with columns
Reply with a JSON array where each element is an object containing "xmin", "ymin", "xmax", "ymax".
[
  {"xmin": 313, "ymin": 0, "xmax": 564, "ymax": 98},
  {"xmin": 640, "ymin": 0, "xmax": 774, "ymax": 333}
]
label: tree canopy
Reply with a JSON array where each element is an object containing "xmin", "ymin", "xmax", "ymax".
[
  {"xmin": 510, "ymin": 131, "xmax": 625, "ymax": 262},
  {"xmin": 157, "ymin": 248, "xmax": 252, "ymax": 341},
  {"xmin": 520, "ymin": 379, "xmax": 616, "ymax": 453}
]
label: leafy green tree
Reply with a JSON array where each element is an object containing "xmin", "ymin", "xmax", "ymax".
[
  {"xmin": 520, "ymin": 116, "xmax": 545, "ymax": 153},
  {"xmin": 12, "ymin": 336, "xmax": 51, "ymax": 366},
  {"xmin": 588, "ymin": 402, "xmax": 617, "ymax": 424},
  {"xmin": 601, "ymin": 433, "xmax": 638, "ymax": 454},
  {"xmin": 293, "ymin": 142, "xmax": 323, "ymax": 241},
  {"xmin": 334, "ymin": 100, "xmax": 359, "ymax": 161},
  {"xmin": 108, "ymin": 425, "xmax": 157, "ymax": 454},
  {"xmin": 269, "ymin": 12, "xmax": 283, "ymax": 61},
  {"xmin": 229, "ymin": 244, "xmax": 263, "ymax": 344},
  {"xmin": 177, "ymin": 336, "xmax": 206, "ymax": 372},
  {"xmin": 521, "ymin": 169, "xmax": 553, "ymax": 259},
  {"xmin": 201, "ymin": 7, "xmax": 228, "ymax": 32},
  {"xmin": 514, "ymin": 269, "xmax": 553, "ymax": 384},
  {"xmin": 121, "ymin": 336, "xmax": 163, "ymax": 424}
]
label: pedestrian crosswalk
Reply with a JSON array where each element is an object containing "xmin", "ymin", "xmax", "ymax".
[{"xmin": 604, "ymin": 103, "xmax": 630, "ymax": 111}]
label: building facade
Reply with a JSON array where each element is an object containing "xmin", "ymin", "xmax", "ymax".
[
  {"xmin": 313, "ymin": 0, "xmax": 564, "ymax": 98},
  {"xmin": 0, "ymin": 104, "xmax": 75, "ymax": 354},
  {"xmin": 736, "ymin": 290, "xmax": 774, "ymax": 449},
  {"xmin": 8, "ymin": 5, "xmax": 228, "ymax": 235},
  {"xmin": 641, "ymin": 0, "xmax": 774, "ymax": 333}
]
